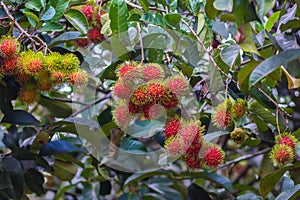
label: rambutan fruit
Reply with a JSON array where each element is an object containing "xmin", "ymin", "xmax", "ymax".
[
  {"xmin": 184, "ymin": 153, "xmax": 202, "ymax": 170},
  {"xmin": 212, "ymin": 99, "xmax": 233, "ymax": 129},
  {"xmin": 37, "ymin": 71, "xmax": 52, "ymax": 91},
  {"xmin": 51, "ymin": 71, "xmax": 66, "ymax": 83},
  {"xmin": 130, "ymin": 85, "xmax": 149, "ymax": 106},
  {"xmin": 143, "ymin": 103, "xmax": 164, "ymax": 119},
  {"xmin": 275, "ymin": 133, "xmax": 298, "ymax": 151},
  {"xmin": 0, "ymin": 36, "xmax": 19, "ymax": 58},
  {"xmin": 16, "ymin": 70, "xmax": 32, "ymax": 83},
  {"xmin": 230, "ymin": 128, "xmax": 247, "ymax": 144},
  {"xmin": 113, "ymin": 81, "xmax": 133, "ymax": 100},
  {"xmin": 3, "ymin": 56, "xmax": 18, "ymax": 74},
  {"xmin": 179, "ymin": 121, "xmax": 204, "ymax": 154},
  {"xmin": 164, "ymin": 137, "xmax": 183, "ymax": 157},
  {"xmin": 94, "ymin": 9, "xmax": 105, "ymax": 27},
  {"xmin": 202, "ymin": 144, "xmax": 225, "ymax": 168},
  {"xmin": 44, "ymin": 52, "xmax": 62, "ymax": 72},
  {"xmin": 160, "ymin": 88, "xmax": 179, "ymax": 109},
  {"xmin": 270, "ymin": 144, "xmax": 295, "ymax": 167},
  {"xmin": 18, "ymin": 51, "xmax": 44, "ymax": 76},
  {"xmin": 75, "ymin": 38, "xmax": 89, "ymax": 48},
  {"xmin": 128, "ymin": 101, "xmax": 142, "ymax": 115},
  {"xmin": 61, "ymin": 53, "xmax": 80, "ymax": 72},
  {"xmin": 117, "ymin": 62, "xmax": 140, "ymax": 82},
  {"xmin": 113, "ymin": 102, "xmax": 131, "ymax": 128},
  {"xmin": 19, "ymin": 87, "xmax": 39, "ymax": 104},
  {"xmin": 166, "ymin": 75, "xmax": 189, "ymax": 96},
  {"xmin": 164, "ymin": 117, "xmax": 181, "ymax": 139},
  {"xmin": 82, "ymin": 5, "xmax": 94, "ymax": 22},
  {"xmin": 88, "ymin": 28, "xmax": 104, "ymax": 43},
  {"xmin": 147, "ymin": 82, "xmax": 166, "ymax": 102},
  {"xmin": 233, "ymin": 99, "xmax": 247, "ymax": 119},
  {"xmin": 141, "ymin": 63, "xmax": 164, "ymax": 82},
  {"xmin": 69, "ymin": 70, "xmax": 88, "ymax": 86}
]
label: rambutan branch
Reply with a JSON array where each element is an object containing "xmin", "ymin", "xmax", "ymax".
[
  {"xmin": 137, "ymin": 22, "xmax": 144, "ymax": 63},
  {"xmin": 0, "ymin": 2, "xmax": 51, "ymax": 54}
]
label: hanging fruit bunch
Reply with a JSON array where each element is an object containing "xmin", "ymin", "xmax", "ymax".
[
  {"xmin": 75, "ymin": 3, "xmax": 106, "ymax": 47},
  {"xmin": 112, "ymin": 61, "xmax": 225, "ymax": 170},
  {"xmin": 0, "ymin": 35, "xmax": 87, "ymax": 105}
]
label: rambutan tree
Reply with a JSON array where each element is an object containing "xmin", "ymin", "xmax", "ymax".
[{"xmin": 0, "ymin": 0, "xmax": 300, "ymax": 199}]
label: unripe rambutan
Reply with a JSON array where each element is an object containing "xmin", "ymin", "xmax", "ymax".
[
  {"xmin": 37, "ymin": 72, "xmax": 52, "ymax": 91},
  {"xmin": 184, "ymin": 153, "xmax": 202, "ymax": 170},
  {"xmin": 113, "ymin": 102, "xmax": 131, "ymax": 128},
  {"xmin": 18, "ymin": 51, "xmax": 44, "ymax": 76},
  {"xmin": 270, "ymin": 144, "xmax": 295, "ymax": 167},
  {"xmin": 51, "ymin": 71, "xmax": 66, "ymax": 83},
  {"xmin": 69, "ymin": 71, "xmax": 88, "ymax": 86},
  {"xmin": 202, "ymin": 144, "xmax": 225, "ymax": 168},
  {"xmin": 166, "ymin": 75, "xmax": 189, "ymax": 96},
  {"xmin": 230, "ymin": 128, "xmax": 247, "ymax": 144},
  {"xmin": 164, "ymin": 137, "xmax": 183, "ymax": 157},
  {"xmin": 117, "ymin": 62, "xmax": 140, "ymax": 82},
  {"xmin": 143, "ymin": 103, "xmax": 165, "ymax": 119},
  {"xmin": 130, "ymin": 85, "xmax": 149, "ymax": 105},
  {"xmin": 141, "ymin": 63, "xmax": 164, "ymax": 82},
  {"xmin": 233, "ymin": 99, "xmax": 247, "ymax": 119},
  {"xmin": 3, "ymin": 56, "xmax": 18, "ymax": 74},
  {"xmin": 61, "ymin": 53, "xmax": 80, "ymax": 72},
  {"xmin": 82, "ymin": 5, "xmax": 94, "ymax": 22},
  {"xmin": 88, "ymin": 28, "xmax": 104, "ymax": 43},
  {"xmin": 16, "ymin": 70, "xmax": 32, "ymax": 83},
  {"xmin": 19, "ymin": 87, "xmax": 39, "ymax": 104},
  {"xmin": 113, "ymin": 81, "xmax": 133, "ymax": 100},
  {"xmin": 0, "ymin": 36, "xmax": 19, "ymax": 58},
  {"xmin": 164, "ymin": 117, "xmax": 181, "ymax": 139},
  {"xmin": 147, "ymin": 83, "xmax": 166, "ymax": 102},
  {"xmin": 212, "ymin": 99, "xmax": 233, "ymax": 129},
  {"xmin": 160, "ymin": 89, "xmax": 179, "ymax": 109},
  {"xmin": 275, "ymin": 133, "xmax": 298, "ymax": 151},
  {"xmin": 75, "ymin": 38, "xmax": 89, "ymax": 48},
  {"xmin": 179, "ymin": 122, "xmax": 204, "ymax": 154},
  {"xmin": 44, "ymin": 52, "xmax": 62, "ymax": 72}
]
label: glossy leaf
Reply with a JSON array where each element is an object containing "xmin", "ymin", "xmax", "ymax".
[
  {"xmin": 249, "ymin": 49, "xmax": 300, "ymax": 86},
  {"xmin": 239, "ymin": 23, "xmax": 259, "ymax": 55},
  {"xmin": 109, "ymin": 0, "xmax": 129, "ymax": 34},
  {"xmin": 49, "ymin": 31, "xmax": 84, "ymax": 47},
  {"xmin": 120, "ymin": 138, "xmax": 147, "ymax": 153},
  {"xmin": 164, "ymin": 13, "xmax": 181, "ymax": 28},
  {"xmin": 276, "ymin": 184, "xmax": 300, "ymax": 200},
  {"xmin": 25, "ymin": 0, "xmax": 43, "ymax": 11},
  {"xmin": 24, "ymin": 168, "xmax": 45, "ymax": 195},
  {"xmin": 220, "ymin": 45, "xmax": 240, "ymax": 67},
  {"xmin": 52, "ymin": 160, "xmax": 77, "ymax": 181},
  {"xmin": 213, "ymin": 0, "xmax": 233, "ymax": 12},
  {"xmin": 64, "ymin": 9, "xmax": 89, "ymax": 34},
  {"xmin": 205, "ymin": 0, "xmax": 218, "ymax": 19},
  {"xmin": 41, "ymin": 6, "xmax": 55, "ymax": 21},
  {"xmin": 188, "ymin": 183, "xmax": 212, "ymax": 200},
  {"xmin": 138, "ymin": 0, "xmax": 150, "ymax": 12},
  {"xmin": 39, "ymin": 140, "xmax": 86, "ymax": 156},
  {"xmin": 38, "ymin": 96, "xmax": 72, "ymax": 118},
  {"xmin": 266, "ymin": 11, "xmax": 281, "ymax": 31},
  {"xmin": 50, "ymin": 0, "xmax": 69, "ymax": 22},
  {"xmin": 124, "ymin": 171, "xmax": 172, "ymax": 186},
  {"xmin": 1, "ymin": 110, "xmax": 40, "ymax": 125}
]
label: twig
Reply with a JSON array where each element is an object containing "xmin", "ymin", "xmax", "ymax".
[
  {"xmin": 218, "ymin": 148, "xmax": 271, "ymax": 169},
  {"xmin": 0, "ymin": 2, "xmax": 51, "ymax": 54},
  {"xmin": 41, "ymin": 95, "xmax": 88, "ymax": 106},
  {"xmin": 137, "ymin": 22, "xmax": 144, "ymax": 63},
  {"xmin": 125, "ymin": 1, "xmax": 166, "ymax": 13},
  {"xmin": 180, "ymin": 18, "xmax": 237, "ymax": 84},
  {"xmin": 276, "ymin": 108, "xmax": 281, "ymax": 135}
]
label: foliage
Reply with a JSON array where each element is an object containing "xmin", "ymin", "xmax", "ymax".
[{"xmin": 0, "ymin": 0, "xmax": 300, "ymax": 199}]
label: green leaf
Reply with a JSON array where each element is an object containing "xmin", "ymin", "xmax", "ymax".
[
  {"xmin": 109, "ymin": 0, "xmax": 129, "ymax": 34},
  {"xmin": 275, "ymin": 184, "xmax": 300, "ymax": 200},
  {"xmin": 233, "ymin": 0, "xmax": 260, "ymax": 26},
  {"xmin": 24, "ymin": 11, "xmax": 40, "ymax": 24},
  {"xmin": 70, "ymin": 0, "xmax": 87, "ymax": 6},
  {"xmin": 52, "ymin": 160, "xmax": 77, "ymax": 181},
  {"xmin": 164, "ymin": 13, "xmax": 181, "ymax": 28},
  {"xmin": 205, "ymin": 0, "xmax": 218, "ymax": 19},
  {"xmin": 1, "ymin": 110, "xmax": 40, "ymax": 125},
  {"xmin": 39, "ymin": 140, "xmax": 86, "ymax": 156},
  {"xmin": 49, "ymin": 31, "xmax": 84, "ymax": 47},
  {"xmin": 54, "ymin": 184, "xmax": 76, "ymax": 200},
  {"xmin": 239, "ymin": 23, "xmax": 260, "ymax": 55},
  {"xmin": 220, "ymin": 45, "xmax": 240, "ymax": 67},
  {"xmin": 249, "ymin": 49, "xmax": 300, "ymax": 86},
  {"xmin": 280, "ymin": 19, "xmax": 300, "ymax": 32},
  {"xmin": 124, "ymin": 171, "xmax": 172, "ymax": 186},
  {"xmin": 213, "ymin": 0, "xmax": 233, "ymax": 12},
  {"xmin": 40, "ymin": 22, "xmax": 64, "ymax": 32},
  {"xmin": 38, "ymin": 96, "xmax": 72, "ymax": 118},
  {"xmin": 188, "ymin": 184, "xmax": 211, "ymax": 200},
  {"xmin": 50, "ymin": 0, "xmax": 70, "ymax": 22},
  {"xmin": 238, "ymin": 61, "xmax": 260, "ymax": 93},
  {"xmin": 265, "ymin": 11, "xmax": 280, "ymax": 32},
  {"xmin": 138, "ymin": 0, "xmax": 150, "ymax": 12},
  {"xmin": 189, "ymin": 0, "xmax": 201, "ymax": 14},
  {"xmin": 24, "ymin": 169, "xmax": 45, "ymax": 195},
  {"xmin": 260, "ymin": 165, "xmax": 291, "ymax": 198},
  {"xmin": 180, "ymin": 171, "xmax": 233, "ymax": 192},
  {"xmin": 237, "ymin": 193, "xmax": 262, "ymax": 200},
  {"xmin": 41, "ymin": 6, "xmax": 56, "ymax": 21},
  {"xmin": 64, "ymin": 9, "xmax": 89, "ymax": 34},
  {"xmin": 120, "ymin": 138, "xmax": 147, "ymax": 153},
  {"xmin": 256, "ymin": 0, "xmax": 276, "ymax": 21},
  {"xmin": 25, "ymin": 0, "xmax": 43, "ymax": 11}
]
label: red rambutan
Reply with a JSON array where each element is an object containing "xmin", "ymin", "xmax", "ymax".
[
  {"xmin": 141, "ymin": 63, "xmax": 164, "ymax": 82},
  {"xmin": 165, "ymin": 137, "xmax": 183, "ymax": 157},
  {"xmin": 75, "ymin": 38, "xmax": 89, "ymax": 48},
  {"xmin": 51, "ymin": 71, "xmax": 65, "ymax": 83},
  {"xmin": 82, "ymin": 5, "xmax": 94, "ymax": 22},
  {"xmin": 202, "ymin": 144, "xmax": 224, "ymax": 168},
  {"xmin": 19, "ymin": 87, "xmax": 38, "ymax": 104},
  {"xmin": 69, "ymin": 71, "xmax": 88, "ymax": 86},
  {"xmin": 147, "ymin": 83, "xmax": 166, "ymax": 102},
  {"xmin": 128, "ymin": 101, "xmax": 142, "ymax": 115},
  {"xmin": 160, "ymin": 89, "xmax": 179, "ymax": 109},
  {"xmin": 88, "ymin": 28, "xmax": 104, "ymax": 43},
  {"xmin": 164, "ymin": 117, "xmax": 181, "ymax": 139},
  {"xmin": 0, "ymin": 36, "xmax": 19, "ymax": 58},
  {"xmin": 131, "ymin": 86, "xmax": 149, "ymax": 105},
  {"xmin": 270, "ymin": 144, "xmax": 295, "ymax": 167},
  {"xmin": 113, "ymin": 103, "xmax": 131, "ymax": 128},
  {"xmin": 143, "ymin": 103, "xmax": 164, "ymax": 119},
  {"xmin": 113, "ymin": 81, "xmax": 133, "ymax": 100},
  {"xmin": 179, "ymin": 123, "xmax": 204, "ymax": 154},
  {"xmin": 3, "ymin": 56, "xmax": 18, "ymax": 74},
  {"xmin": 118, "ymin": 62, "xmax": 140, "ymax": 81},
  {"xmin": 184, "ymin": 153, "xmax": 202, "ymax": 170},
  {"xmin": 166, "ymin": 76, "xmax": 189, "ymax": 96},
  {"xmin": 276, "ymin": 133, "xmax": 298, "ymax": 151}
]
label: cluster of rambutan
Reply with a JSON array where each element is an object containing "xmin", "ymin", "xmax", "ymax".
[
  {"xmin": 212, "ymin": 98, "xmax": 248, "ymax": 130},
  {"xmin": 164, "ymin": 117, "xmax": 225, "ymax": 169},
  {"xmin": 112, "ymin": 62, "xmax": 189, "ymax": 128},
  {"xmin": 0, "ymin": 35, "xmax": 87, "ymax": 104},
  {"xmin": 75, "ymin": 3, "xmax": 105, "ymax": 47},
  {"xmin": 269, "ymin": 133, "xmax": 299, "ymax": 167}
]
